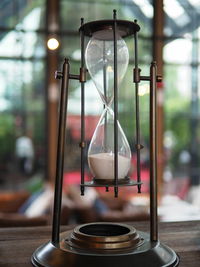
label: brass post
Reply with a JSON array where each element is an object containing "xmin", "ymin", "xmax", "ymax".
[
  {"xmin": 149, "ymin": 62, "xmax": 158, "ymax": 242},
  {"xmin": 52, "ymin": 59, "xmax": 70, "ymax": 245}
]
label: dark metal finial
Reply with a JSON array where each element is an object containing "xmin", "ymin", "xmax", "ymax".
[
  {"xmin": 138, "ymin": 185, "xmax": 141, "ymax": 193},
  {"xmin": 81, "ymin": 18, "xmax": 84, "ymax": 26},
  {"xmin": 113, "ymin": 9, "xmax": 117, "ymax": 19},
  {"xmin": 114, "ymin": 187, "xmax": 118, "ymax": 198},
  {"xmin": 80, "ymin": 186, "xmax": 85, "ymax": 196}
]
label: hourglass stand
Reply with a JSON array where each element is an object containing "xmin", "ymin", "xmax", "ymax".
[
  {"xmin": 32, "ymin": 59, "xmax": 179, "ymax": 267},
  {"xmin": 32, "ymin": 12, "xmax": 179, "ymax": 267}
]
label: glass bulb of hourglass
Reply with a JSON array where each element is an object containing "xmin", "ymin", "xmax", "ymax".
[
  {"xmin": 88, "ymin": 108, "xmax": 131, "ymax": 180},
  {"xmin": 85, "ymin": 29, "xmax": 129, "ymax": 106},
  {"xmin": 85, "ymin": 29, "xmax": 131, "ymax": 181}
]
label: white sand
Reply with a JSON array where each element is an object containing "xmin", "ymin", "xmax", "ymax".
[{"xmin": 88, "ymin": 152, "xmax": 130, "ymax": 180}]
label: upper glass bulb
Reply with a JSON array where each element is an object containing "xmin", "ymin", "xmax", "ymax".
[{"xmin": 85, "ymin": 29, "xmax": 129, "ymax": 106}]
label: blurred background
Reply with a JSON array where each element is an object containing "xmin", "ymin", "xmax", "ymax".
[{"xmin": 0, "ymin": 0, "xmax": 200, "ymax": 226}]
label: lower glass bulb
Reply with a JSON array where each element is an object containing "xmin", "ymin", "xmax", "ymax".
[{"xmin": 88, "ymin": 108, "xmax": 131, "ymax": 180}]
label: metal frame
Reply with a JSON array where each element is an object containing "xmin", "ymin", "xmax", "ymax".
[
  {"xmin": 32, "ymin": 11, "xmax": 179, "ymax": 267},
  {"xmin": 51, "ymin": 43, "xmax": 160, "ymax": 248}
]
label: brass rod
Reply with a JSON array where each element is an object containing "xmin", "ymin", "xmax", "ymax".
[
  {"xmin": 69, "ymin": 74, "xmax": 80, "ymax": 80},
  {"xmin": 113, "ymin": 9, "xmax": 118, "ymax": 198},
  {"xmin": 149, "ymin": 61, "xmax": 158, "ymax": 242},
  {"xmin": 134, "ymin": 28, "xmax": 141, "ymax": 194},
  {"xmin": 80, "ymin": 18, "xmax": 85, "ymax": 196},
  {"xmin": 140, "ymin": 76, "xmax": 150, "ymax": 81},
  {"xmin": 52, "ymin": 59, "xmax": 70, "ymax": 245}
]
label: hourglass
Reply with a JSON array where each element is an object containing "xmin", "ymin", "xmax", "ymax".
[
  {"xmin": 81, "ymin": 14, "xmax": 142, "ymax": 197},
  {"xmin": 86, "ymin": 24, "xmax": 132, "ymax": 186},
  {"xmin": 32, "ymin": 10, "xmax": 179, "ymax": 267}
]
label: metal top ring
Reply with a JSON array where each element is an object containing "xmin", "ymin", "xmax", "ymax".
[{"xmin": 79, "ymin": 19, "xmax": 140, "ymax": 38}]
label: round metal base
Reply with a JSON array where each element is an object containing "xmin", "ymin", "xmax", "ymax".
[
  {"xmin": 68, "ymin": 223, "xmax": 142, "ymax": 251},
  {"xmin": 32, "ymin": 223, "xmax": 179, "ymax": 267}
]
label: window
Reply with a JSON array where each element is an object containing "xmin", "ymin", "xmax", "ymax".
[{"xmin": 0, "ymin": 0, "xmax": 46, "ymax": 189}]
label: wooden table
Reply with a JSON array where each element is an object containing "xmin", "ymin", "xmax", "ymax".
[{"xmin": 0, "ymin": 221, "xmax": 200, "ymax": 267}]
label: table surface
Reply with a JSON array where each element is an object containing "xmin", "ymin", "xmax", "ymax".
[{"xmin": 0, "ymin": 220, "xmax": 200, "ymax": 267}]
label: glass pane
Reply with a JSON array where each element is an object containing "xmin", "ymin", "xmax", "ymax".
[
  {"xmin": 164, "ymin": 0, "xmax": 199, "ymax": 38},
  {"xmin": 163, "ymin": 0, "xmax": 200, "ymax": 221},
  {"xmin": 0, "ymin": 0, "xmax": 46, "ymax": 29},
  {"xmin": 164, "ymin": 38, "xmax": 192, "ymax": 64},
  {"xmin": 0, "ymin": 0, "xmax": 46, "ymax": 190},
  {"xmin": 60, "ymin": 0, "xmax": 152, "ymax": 36},
  {"xmin": 0, "ymin": 31, "xmax": 46, "ymax": 58},
  {"xmin": 0, "ymin": 59, "xmax": 46, "ymax": 189}
]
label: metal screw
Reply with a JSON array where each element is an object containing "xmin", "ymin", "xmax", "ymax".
[
  {"xmin": 157, "ymin": 75, "xmax": 162, "ymax": 82},
  {"xmin": 55, "ymin": 71, "xmax": 63, "ymax": 80}
]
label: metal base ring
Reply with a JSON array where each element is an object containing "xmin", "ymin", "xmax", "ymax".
[{"xmin": 32, "ymin": 223, "xmax": 179, "ymax": 267}]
